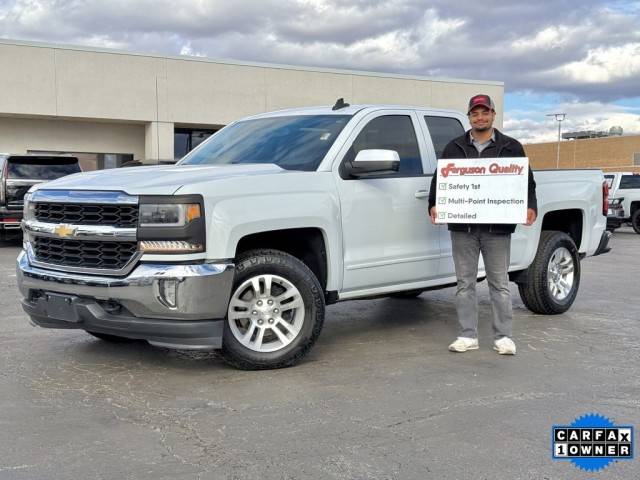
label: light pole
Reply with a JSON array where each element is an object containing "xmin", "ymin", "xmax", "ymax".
[{"xmin": 546, "ymin": 113, "xmax": 566, "ymax": 169}]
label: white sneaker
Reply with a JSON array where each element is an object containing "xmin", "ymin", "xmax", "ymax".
[
  {"xmin": 448, "ymin": 337, "xmax": 479, "ymax": 352},
  {"xmin": 493, "ymin": 337, "xmax": 516, "ymax": 355}
]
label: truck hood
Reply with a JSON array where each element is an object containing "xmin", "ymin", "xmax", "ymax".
[{"xmin": 32, "ymin": 164, "xmax": 287, "ymax": 195}]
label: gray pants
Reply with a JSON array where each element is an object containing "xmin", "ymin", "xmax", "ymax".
[{"xmin": 450, "ymin": 230, "xmax": 513, "ymax": 340}]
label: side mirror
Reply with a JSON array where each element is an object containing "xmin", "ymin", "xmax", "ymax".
[{"xmin": 347, "ymin": 149, "xmax": 400, "ymax": 178}]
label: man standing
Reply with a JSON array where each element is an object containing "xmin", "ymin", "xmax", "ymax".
[{"xmin": 428, "ymin": 94, "xmax": 537, "ymax": 355}]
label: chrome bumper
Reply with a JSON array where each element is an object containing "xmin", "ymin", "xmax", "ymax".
[{"xmin": 17, "ymin": 250, "xmax": 235, "ymax": 349}]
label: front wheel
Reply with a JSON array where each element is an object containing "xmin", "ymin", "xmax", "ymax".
[
  {"xmin": 517, "ymin": 231, "xmax": 581, "ymax": 315},
  {"xmin": 221, "ymin": 249, "xmax": 325, "ymax": 370},
  {"xmin": 631, "ymin": 209, "xmax": 640, "ymax": 234}
]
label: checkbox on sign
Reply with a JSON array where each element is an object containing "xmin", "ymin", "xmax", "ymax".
[
  {"xmin": 438, "ymin": 197, "xmax": 447, "ymax": 204},
  {"xmin": 439, "ymin": 183, "xmax": 447, "ymax": 190},
  {"xmin": 438, "ymin": 212, "xmax": 445, "ymax": 219}
]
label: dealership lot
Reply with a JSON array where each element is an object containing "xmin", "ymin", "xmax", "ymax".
[{"xmin": 1, "ymin": 230, "xmax": 638, "ymax": 480}]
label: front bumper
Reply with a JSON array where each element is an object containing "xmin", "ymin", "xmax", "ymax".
[{"xmin": 17, "ymin": 250, "xmax": 235, "ymax": 349}]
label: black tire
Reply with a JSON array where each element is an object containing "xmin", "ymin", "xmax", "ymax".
[
  {"xmin": 631, "ymin": 209, "xmax": 640, "ymax": 234},
  {"xmin": 517, "ymin": 231, "xmax": 581, "ymax": 315},
  {"xmin": 389, "ymin": 289, "xmax": 425, "ymax": 299},
  {"xmin": 221, "ymin": 249, "xmax": 325, "ymax": 370},
  {"xmin": 86, "ymin": 331, "xmax": 138, "ymax": 343}
]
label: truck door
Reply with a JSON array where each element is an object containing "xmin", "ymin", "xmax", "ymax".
[
  {"xmin": 333, "ymin": 110, "xmax": 441, "ymax": 293},
  {"xmin": 419, "ymin": 114, "xmax": 469, "ymax": 277}
]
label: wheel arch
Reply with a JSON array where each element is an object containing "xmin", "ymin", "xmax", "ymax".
[
  {"xmin": 510, "ymin": 207, "xmax": 583, "ymax": 284},
  {"xmin": 540, "ymin": 208, "xmax": 584, "ymax": 250},
  {"xmin": 234, "ymin": 227, "xmax": 332, "ymax": 293}
]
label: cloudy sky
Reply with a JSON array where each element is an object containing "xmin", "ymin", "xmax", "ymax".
[{"xmin": 1, "ymin": 0, "xmax": 639, "ymax": 143}]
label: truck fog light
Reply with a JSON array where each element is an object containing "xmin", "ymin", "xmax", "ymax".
[
  {"xmin": 158, "ymin": 279, "xmax": 178, "ymax": 309},
  {"xmin": 139, "ymin": 240, "xmax": 203, "ymax": 253}
]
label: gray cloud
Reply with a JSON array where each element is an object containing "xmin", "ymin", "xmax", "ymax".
[{"xmin": 0, "ymin": 0, "xmax": 639, "ymax": 103}]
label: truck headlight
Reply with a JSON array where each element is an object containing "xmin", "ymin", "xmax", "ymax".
[
  {"xmin": 139, "ymin": 203, "xmax": 201, "ymax": 227},
  {"xmin": 23, "ymin": 193, "xmax": 35, "ymax": 221},
  {"xmin": 137, "ymin": 195, "xmax": 206, "ymax": 254}
]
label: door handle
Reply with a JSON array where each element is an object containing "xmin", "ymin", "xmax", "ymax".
[{"xmin": 414, "ymin": 190, "xmax": 429, "ymax": 199}]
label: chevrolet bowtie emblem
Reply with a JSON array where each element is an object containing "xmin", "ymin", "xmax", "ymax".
[{"xmin": 54, "ymin": 224, "xmax": 77, "ymax": 238}]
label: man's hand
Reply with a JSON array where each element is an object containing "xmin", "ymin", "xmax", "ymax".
[
  {"xmin": 525, "ymin": 208, "xmax": 537, "ymax": 226},
  {"xmin": 429, "ymin": 207, "xmax": 437, "ymax": 225}
]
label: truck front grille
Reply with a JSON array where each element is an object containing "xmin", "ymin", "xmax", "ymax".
[
  {"xmin": 34, "ymin": 203, "xmax": 138, "ymax": 228},
  {"xmin": 33, "ymin": 237, "xmax": 138, "ymax": 270}
]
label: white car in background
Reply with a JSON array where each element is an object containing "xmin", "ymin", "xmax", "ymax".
[{"xmin": 605, "ymin": 172, "xmax": 640, "ymax": 233}]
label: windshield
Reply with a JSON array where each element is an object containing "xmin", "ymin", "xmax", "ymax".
[
  {"xmin": 179, "ymin": 115, "xmax": 352, "ymax": 171},
  {"xmin": 8, "ymin": 158, "xmax": 81, "ymax": 180}
]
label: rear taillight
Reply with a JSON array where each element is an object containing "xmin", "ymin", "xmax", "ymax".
[{"xmin": 602, "ymin": 181, "xmax": 609, "ymax": 216}]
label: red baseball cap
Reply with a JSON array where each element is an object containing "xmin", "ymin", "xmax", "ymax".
[{"xmin": 467, "ymin": 94, "xmax": 495, "ymax": 114}]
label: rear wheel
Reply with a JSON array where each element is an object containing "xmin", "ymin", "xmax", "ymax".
[
  {"xmin": 631, "ymin": 209, "xmax": 640, "ymax": 234},
  {"xmin": 517, "ymin": 231, "xmax": 580, "ymax": 315},
  {"xmin": 221, "ymin": 249, "xmax": 325, "ymax": 370}
]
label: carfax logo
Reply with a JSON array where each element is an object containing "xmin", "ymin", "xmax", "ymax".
[{"xmin": 552, "ymin": 413, "xmax": 634, "ymax": 472}]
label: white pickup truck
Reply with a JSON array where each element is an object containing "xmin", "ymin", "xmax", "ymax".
[
  {"xmin": 17, "ymin": 103, "xmax": 611, "ymax": 369},
  {"xmin": 604, "ymin": 172, "xmax": 640, "ymax": 233}
]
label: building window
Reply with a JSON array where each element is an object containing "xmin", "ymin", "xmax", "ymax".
[
  {"xmin": 634, "ymin": 152, "xmax": 640, "ymax": 166},
  {"xmin": 174, "ymin": 128, "xmax": 217, "ymax": 160}
]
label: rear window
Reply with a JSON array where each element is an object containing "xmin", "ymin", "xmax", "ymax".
[
  {"xmin": 619, "ymin": 175, "xmax": 640, "ymax": 189},
  {"xmin": 8, "ymin": 158, "xmax": 81, "ymax": 180}
]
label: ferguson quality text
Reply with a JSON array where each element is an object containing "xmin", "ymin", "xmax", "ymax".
[{"xmin": 440, "ymin": 162, "xmax": 524, "ymax": 178}]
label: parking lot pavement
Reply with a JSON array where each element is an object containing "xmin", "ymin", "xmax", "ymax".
[{"xmin": 1, "ymin": 230, "xmax": 638, "ymax": 480}]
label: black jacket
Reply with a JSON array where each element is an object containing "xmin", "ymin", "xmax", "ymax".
[{"xmin": 428, "ymin": 128, "xmax": 537, "ymax": 234}]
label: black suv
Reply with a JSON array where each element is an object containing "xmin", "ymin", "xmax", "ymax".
[{"xmin": 0, "ymin": 155, "xmax": 81, "ymax": 240}]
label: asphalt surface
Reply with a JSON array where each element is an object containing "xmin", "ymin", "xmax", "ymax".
[{"xmin": 1, "ymin": 229, "xmax": 638, "ymax": 480}]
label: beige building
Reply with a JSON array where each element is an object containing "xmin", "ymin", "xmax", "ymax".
[
  {"xmin": 524, "ymin": 135, "xmax": 640, "ymax": 174},
  {"xmin": 0, "ymin": 38, "xmax": 503, "ymax": 169}
]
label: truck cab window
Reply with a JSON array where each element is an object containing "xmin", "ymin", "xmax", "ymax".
[
  {"xmin": 342, "ymin": 115, "xmax": 423, "ymax": 176},
  {"xmin": 619, "ymin": 175, "xmax": 640, "ymax": 189},
  {"xmin": 425, "ymin": 116, "xmax": 465, "ymax": 159}
]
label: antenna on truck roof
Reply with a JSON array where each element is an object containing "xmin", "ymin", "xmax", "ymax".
[{"xmin": 332, "ymin": 98, "xmax": 350, "ymax": 111}]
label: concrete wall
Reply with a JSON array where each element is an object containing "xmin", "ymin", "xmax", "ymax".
[
  {"xmin": 0, "ymin": 39, "xmax": 504, "ymax": 163},
  {"xmin": 0, "ymin": 117, "xmax": 145, "ymax": 159},
  {"xmin": 524, "ymin": 136, "xmax": 640, "ymax": 173}
]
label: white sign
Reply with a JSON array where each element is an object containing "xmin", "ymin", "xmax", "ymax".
[{"xmin": 435, "ymin": 157, "xmax": 529, "ymax": 224}]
